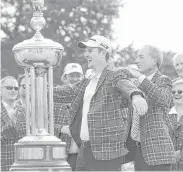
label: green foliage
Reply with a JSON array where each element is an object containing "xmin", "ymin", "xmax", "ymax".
[
  {"xmin": 1, "ymin": 0, "xmax": 177, "ymax": 83},
  {"xmin": 113, "ymin": 45, "xmax": 178, "ymax": 79},
  {"xmin": 1, "ymin": 0, "xmax": 123, "ymax": 84}
]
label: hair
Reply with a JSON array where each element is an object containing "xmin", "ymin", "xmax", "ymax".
[
  {"xmin": 173, "ymin": 53, "xmax": 183, "ymax": 64},
  {"xmin": 1, "ymin": 76, "xmax": 17, "ymax": 87},
  {"xmin": 144, "ymin": 45, "xmax": 163, "ymax": 68},
  {"xmin": 98, "ymin": 47, "xmax": 110, "ymax": 62},
  {"xmin": 17, "ymin": 74, "xmax": 25, "ymax": 86},
  {"xmin": 173, "ymin": 78, "xmax": 183, "ymax": 87}
]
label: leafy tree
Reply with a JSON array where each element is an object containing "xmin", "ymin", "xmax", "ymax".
[
  {"xmin": 1, "ymin": 0, "xmax": 123, "ymax": 84},
  {"xmin": 113, "ymin": 45, "xmax": 178, "ymax": 79}
]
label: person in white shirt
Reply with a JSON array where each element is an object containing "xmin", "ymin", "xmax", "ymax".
[
  {"xmin": 127, "ymin": 45, "xmax": 175, "ymax": 171},
  {"xmin": 169, "ymin": 79, "xmax": 183, "ymax": 171},
  {"xmin": 54, "ymin": 35, "xmax": 148, "ymax": 171}
]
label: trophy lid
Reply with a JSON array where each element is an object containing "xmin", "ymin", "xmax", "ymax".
[{"xmin": 12, "ymin": 0, "xmax": 64, "ymax": 67}]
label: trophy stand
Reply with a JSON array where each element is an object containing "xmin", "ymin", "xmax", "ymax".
[{"xmin": 10, "ymin": 0, "xmax": 71, "ymax": 171}]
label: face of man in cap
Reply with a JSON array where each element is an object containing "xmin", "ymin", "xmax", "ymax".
[
  {"xmin": 83, "ymin": 47, "xmax": 108, "ymax": 69},
  {"xmin": 65, "ymin": 72, "xmax": 83, "ymax": 85},
  {"xmin": 136, "ymin": 46, "xmax": 157, "ymax": 74},
  {"xmin": 173, "ymin": 54, "xmax": 183, "ymax": 77}
]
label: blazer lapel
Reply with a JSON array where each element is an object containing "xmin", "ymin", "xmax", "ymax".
[
  {"xmin": 151, "ymin": 70, "xmax": 161, "ymax": 83},
  {"xmin": 169, "ymin": 113, "xmax": 179, "ymax": 131},
  {"xmin": 177, "ymin": 115, "xmax": 183, "ymax": 129},
  {"xmin": 1, "ymin": 102, "xmax": 17, "ymax": 138},
  {"xmin": 71, "ymin": 78, "xmax": 90, "ymax": 113},
  {"xmin": 1, "ymin": 102, "xmax": 14, "ymax": 126},
  {"xmin": 93, "ymin": 65, "xmax": 110, "ymax": 96}
]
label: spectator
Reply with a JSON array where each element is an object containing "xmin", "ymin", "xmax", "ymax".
[
  {"xmin": 127, "ymin": 45, "xmax": 176, "ymax": 171},
  {"xmin": 1, "ymin": 76, "xmax": 26, "ymax": 171},
  {"xmin": 55, "ymin": 63, "xmax": 84, "ymax": 171},
  {"xmin": 16, "ymin": 74, "xmax": 30, "ymax": 107},
  {"xmin": 173, "ymin": 53, "xmax": 183, "ymax": 79},
  {"xmin": 169, "ymin": 79, "xmax": 183, "ymax": 171},
  {"xmin": 61, "ymin": 63, "xmax": 84, "ymax": 85}
]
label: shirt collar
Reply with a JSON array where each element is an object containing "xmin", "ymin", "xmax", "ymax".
[
  {"xmin": 2, "ymin": 101, "xmax": 16, "ymax": 109},
  {"xmin": 169, "ymin": 106, "xmax": 177, "ymax": 114},
  {"xmin": 147, "ymin": 71, "xmax": 157, "ymax": 80},
  {"xmin": 85, "ymin": 69, "xmax": 101, "ymax": 80}
]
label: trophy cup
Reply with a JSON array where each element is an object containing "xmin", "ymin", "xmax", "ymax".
[{"xmin": 10, "ymin": 0, "xmax": 71, "ymax": 171}]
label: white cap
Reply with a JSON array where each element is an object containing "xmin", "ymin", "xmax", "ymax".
[
  {"xmin": 61, "ymin": 63, "xmax": 83, "ymax": 81},
  {"xmin": 78, "ymin": 35, "xmax": 112, "ymax": 55}
]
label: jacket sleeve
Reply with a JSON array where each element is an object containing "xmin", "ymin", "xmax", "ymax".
[
  {"xmin": 114, "ymin": 69, "xmax": 144, "ymax": 99},
  {"xmin": 1, "ymin": 123, "xmax": 16, "ymax": 139},
  {"xmin": 15, "ymin": 107, "xmax": 26, "ymax": 139},
  {"xmin": 138, "ymin": 76, "xmax": 173, "ymax": 107},
  {"xmin": 54, "ymin": 104, "xmax": 72, "ymax": 138},
  {"xmin": 53, "ymin": 85, "xmax": 75, "ymax": 104}
]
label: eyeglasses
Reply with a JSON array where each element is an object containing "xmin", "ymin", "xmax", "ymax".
[
  {"xmin": 20, "ymin": 84, "xmax": 26, "ymax": 89},
  {"xmin": 3, "ymin": 86, "xmax": 19, "ymax": 91},
  {"xmin": 172, "ymin": 90, "xmax": 183, "ymax": 95},
  {"xmin": 20, "ymin": 84, "xmax": 31, "ymax": 89}
]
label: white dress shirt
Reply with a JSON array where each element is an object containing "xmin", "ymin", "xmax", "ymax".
[
  {"xmin": 169, "ymin": 106, "xmax": 183, "ymax": 122},
  {"xmin": 80, "ymin": 75, "xmax": 100, "ymax": 141},
  {"xmin": 2, "ymin": 101, "xmax": 16, "ymax": 122},
  {"xmin": 69, "ymin": 138, "xmax": 79, "ymax": 154}
]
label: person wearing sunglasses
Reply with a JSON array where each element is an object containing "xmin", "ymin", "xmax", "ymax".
[
  {"xmin": 168, "ymin": 79, "xmax": 183, "ymax": 171},
  {"xmin": 1, "ymin": 76, "xmax": 26, "ymax": 171}
]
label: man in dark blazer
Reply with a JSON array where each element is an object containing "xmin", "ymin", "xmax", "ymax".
[
  {"xmin": 127, "ymin": 45, "xmax": 176, "ymax": 171},
  {"xmin": 54, "ymin": 35, "xmax": 148, "ymax": 171}
]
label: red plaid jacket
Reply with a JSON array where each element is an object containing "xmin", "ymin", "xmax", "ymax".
[
  {"xmin": 134, "ymin": 71, "xmax": 176, "ymax": 166},
  {"xmin": 1, "ymin": 102, "xmax": 26, "ymax": 172},
  {"xmin": 54, "ymin": 66, "xmax": 142, "ymax": 160},
  {"xmin": 167, "ymin": 108, "xmax": 183, "ymax": 171},
  {"xmin": 54, "ymin": 102, "xmax": 73, "ymax": 155}
]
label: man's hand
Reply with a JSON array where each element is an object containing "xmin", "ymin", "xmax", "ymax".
[
  {"xmin": 132, "ymin": 95, "xmax": 148, "ymax": 116},
  {"xmin": 61, "ymin": 125, "xmax": 71, "ymax": 136},
  {"xmin": 175, "ymin": 150, "xmax": 181, "ymax": 162},
  {"xmin": 127, "ymin": 66, "xmax": 143, "ymax": 78}
]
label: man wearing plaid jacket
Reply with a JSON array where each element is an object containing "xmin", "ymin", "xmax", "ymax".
[
  {"xmin": 1, "ymin": 76, "xmax": 26, "ymax": 172},
  {"xmin": 54, "ymin": 35, "xmax": 148, "ymax": 171},
  {"xmin": 127, "ymin": 45, "xmax": 176, "ymax": 171}
]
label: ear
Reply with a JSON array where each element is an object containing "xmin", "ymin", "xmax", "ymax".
[
  {"xmin": 152, "ymin": 57, "xmax": 157, "ymax": 66},
  {"xmin": 100, "ymin": 49, "xmax": 107, "ymax": 57}
]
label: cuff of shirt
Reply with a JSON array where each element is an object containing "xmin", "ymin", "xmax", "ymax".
[{"xmin": 138, "ymin": 75, "xmax": 146, "ymax": 84}]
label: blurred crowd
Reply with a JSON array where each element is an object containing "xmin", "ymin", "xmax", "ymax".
[{"xmin": 1, "ymin": 35, "xmax": 183, "ymax": 171}]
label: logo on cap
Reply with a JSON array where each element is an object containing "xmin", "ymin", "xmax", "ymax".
[
  {"xmin": 72, "ymin": 65, "xmax": 77, "ymax": 68},
  {"xmin": 90, "ymin": 38, "xmax": 109, "ymax": 50}
]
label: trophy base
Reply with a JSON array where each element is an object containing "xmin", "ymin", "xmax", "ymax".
[{"xmin": 10, "ymin": 135, "xmax": 71, "ymax": 172}]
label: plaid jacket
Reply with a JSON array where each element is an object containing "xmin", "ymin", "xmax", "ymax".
[
  {"xmin": 168, "ymin": 107, "xmax": 183, "ymax": 171},
  {"xmin": 1, "ymin": 102, "xmax": 26, "ymax": 172},
  {"xmin": 54, "ymin": 102, "xmax": 73, "ymax": 155},
  {"xmin": 134, "ymin": 71, "xmax": 176, "ymax": 165},
  {"xmin": 54, "ymin": 65, "xmax": 142, "ymax": 160}
]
